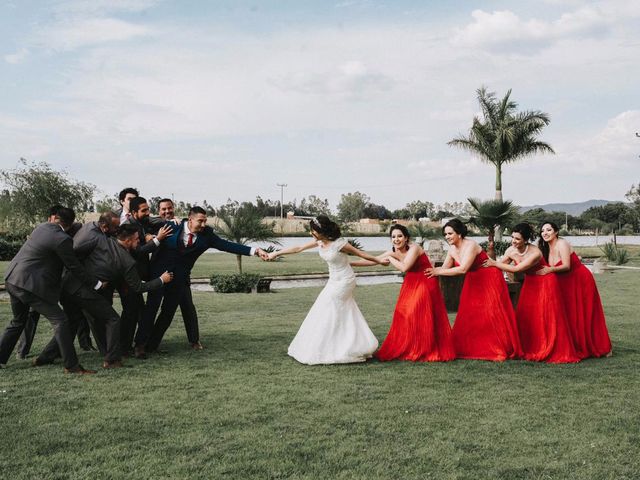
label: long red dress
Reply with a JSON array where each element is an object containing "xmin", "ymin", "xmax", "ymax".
[
  {"xmin": 555, "ymin": 253, "xmax": 611, "ymax": 358},
  {"xmin": 376, "ymin": 253, "xmax": 455, "ymax": 362},
  {"xmin": 451, "ymin": 250, "xmax": 522, "ymax": 361},
  {"xmin": 516, "ymin": 259, "xmax": 581, "ymax": 363}
]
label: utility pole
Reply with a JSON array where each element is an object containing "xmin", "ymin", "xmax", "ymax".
[{"xmin": 277, "ymin": 183, "xmax": 287, "ymax": 219}]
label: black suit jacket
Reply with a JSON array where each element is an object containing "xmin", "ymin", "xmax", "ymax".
[
  {"xmin": 150, "ymin": 220, "xmax": 252, "ymax": 282},
  {"xmin": 121, "ymin": 216, "xmax": 160, "ymax": 281}
]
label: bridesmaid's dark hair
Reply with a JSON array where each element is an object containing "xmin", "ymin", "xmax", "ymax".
[
  {"xmin": 310, "ymin": 215, "xmax": 341, "ymax": 241},
  {"xmin": 389, "ymin": 224, "xmax": 410, "ymax": 252},
  {"xmin": 442, "ymin": 218, "xmax": 468, "ymax": 238},
  {"xmin": 512, "ymin": 223, "xmax": 536, "ymax": 243},
  {"xmin": 537, "ymin": 221, "xmax": 560, "ymax": 262}
]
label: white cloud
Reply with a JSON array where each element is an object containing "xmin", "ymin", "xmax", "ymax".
[
  {"xmin": 4, "ymin": 48, "xmax": 29, "ymax": 64},
  {"xmin": 451, "ymin": 2, "xmax": 640, "ymax": 54},
  {"xmin": 38, "ymin": 17, "xmax": 152, "ymax": 51},
  {"xmin": 51, "ymin": 0, "xmax": 160, "ymax": 16}
]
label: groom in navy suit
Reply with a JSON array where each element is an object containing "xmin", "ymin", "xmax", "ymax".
[{"xmin": 139, "ymin": 206, "xmax": 269, "ymax": 354}]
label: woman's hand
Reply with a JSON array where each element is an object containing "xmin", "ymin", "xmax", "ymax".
[
  {"xmin": 267, "ymin": 251, "xmax": 279, "ymax": 261},
  {"xmin": 424, "ymin": 267, "xmax": 440, "ymax": 278},
  {"xmin": 482, "ymin": 258, "xmax": 497, "ymax": 268},
  {"xmin": 536, "ymin": 266, "xmax": 552, "ymax": 276}
]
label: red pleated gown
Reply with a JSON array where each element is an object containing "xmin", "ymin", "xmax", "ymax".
[
  {"xmin": 516, "ymin": 259, "xmax": 581, "ymax": 363},
  {"xmin": 451, "ymin": 251, "xmax": 522, "ymax": 361},
  {"xmin": 555, "ymin": 253, "xmax": 611, "ymax": 358},
  {"xmin": 376, "ymin": 253, "xmax": 455, "ymax": 362}
]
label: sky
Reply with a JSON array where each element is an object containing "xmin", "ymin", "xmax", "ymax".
[{"xmin": 0, "ymin": 0, "xmax": 638, "ymax": 211}]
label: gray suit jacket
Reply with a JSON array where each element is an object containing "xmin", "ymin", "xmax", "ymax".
[
  {"xmin": 4, "ymin": 222, "xmax": 97, "ymax": 304},
  {"xmin": 62, "ymin": 222, "xmax": 163, "ymax": 296}
]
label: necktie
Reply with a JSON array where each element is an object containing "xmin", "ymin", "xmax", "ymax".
[{"xmin": 187, "ymin": 233, "xmax": 194, "ymax": 247}]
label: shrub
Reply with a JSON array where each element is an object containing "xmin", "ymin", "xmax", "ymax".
[
  {"xmin": 599, "ymin": 242, "xmax": 630, "ymax": 265},
  {"xmin": 0, "ymin": 238, "xmax": 22, "ymax": 260},
  {"xmin": 479, "ymin": 240, "xmax": 511, "ymax": 257},
  {"xmin": 209, "ymin": 273, "xmax": 262, "ymax": 293}
]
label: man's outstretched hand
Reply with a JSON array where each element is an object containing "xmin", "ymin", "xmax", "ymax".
[{"xmin": 255, "ymin": 248, "xmax": 270, "ymax": 261}]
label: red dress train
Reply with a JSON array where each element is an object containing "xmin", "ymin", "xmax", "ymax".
[
  {"xmin": 451, "ymin": 251, "xmax": 522, "ymax": 361},
  {"xmin": 555, "ymin": 253, "xmax": 611, "ymax": 358},
  {"xmin": 376, "ymin": 253, "xmax": 455, "ymax": 362},
  {"xmin": 515, "ymin": 259, "xmax": 580, "ymax": 363}
]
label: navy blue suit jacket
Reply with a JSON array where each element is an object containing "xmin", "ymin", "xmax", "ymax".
[{"xmin": 150, "ymin": 220, "xmax": 252, "ymax": 281}]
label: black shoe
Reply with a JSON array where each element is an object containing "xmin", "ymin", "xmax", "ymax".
[{"xmin": 32, "ymin": 357, "xmax": 54, "ymax": 367}]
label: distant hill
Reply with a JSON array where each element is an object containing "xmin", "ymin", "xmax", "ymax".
[{"xmin": 519, "ymin": 199, "xmax": 615, "ymax": 216}]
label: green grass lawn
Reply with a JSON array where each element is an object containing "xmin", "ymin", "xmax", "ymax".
[{"xmin": 0, "ymin": 265, "xmax": 639, "ymax": 479}]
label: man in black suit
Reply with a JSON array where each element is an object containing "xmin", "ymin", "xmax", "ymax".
[
  {"xmin": 120, "ymin": 196, "xmax": 173, "ymax": 354},
  {"xmin": 139, "ymin": 198, "xmax": 201, "ymax": 356},
  {"xmin": 0, "ymin": 208, "xmax": 99, "ymax": 373},
  {"xmin": 35, "ymin": 221, "xmax": 173, "ymax": 369},
  {"xmin": 140, "ymin": 206, "xmax": 269, "ymax": 354}
]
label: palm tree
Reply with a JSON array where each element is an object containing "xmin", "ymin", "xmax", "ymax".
[
  {"xmin": 467, "ymin": 197, "xmax": 519, "ymax": 259},
  {"xmin": 408, "ymin": 223, "xmax": 441, "ymax": 246},
  {"xmin": 213, "ymin": 205, "xmax": 280, "ymax": 273},
  {"xmin": 449, "ymin": 87, "xmax": 554, "ymax": 202}
]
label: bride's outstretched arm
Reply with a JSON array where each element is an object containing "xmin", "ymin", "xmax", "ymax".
[
  {"xmin": 340, "ymin": 243, "xmax": 387, "ymax": 264},
  {"xmin": 267, "ymin": 240, "xmax": 318, "ymax": 260},
  {"xmin": 351, "ymin": 250, "xmax": 392, "ymax": 267}
]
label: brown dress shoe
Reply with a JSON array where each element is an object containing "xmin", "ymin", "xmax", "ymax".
[
  {"xmin": 191, "ymin": 342, "xmax": 204, "ymax": 351},
  {"xmin": 102, "ymin": 360, "xmax": 124, "ymax": 369},
  {"xmin": 134, "ymin": 345, "xmax": 147, "ymax": 359},
  {"xmin": 64, "ymin": 365, "xmax": 97, "ymax": 374}
]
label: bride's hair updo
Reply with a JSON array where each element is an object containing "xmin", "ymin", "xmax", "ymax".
[
  {"xmin": 442, "ymin": 218, "xmax": 468, "ymax": 238},
  {"xmin": 512, "ymin": 223, "xmax": 536, "ymax": 242},
  {"xmin": 310, "ymin": 215, "xmax": 341, "ymax": 241}
]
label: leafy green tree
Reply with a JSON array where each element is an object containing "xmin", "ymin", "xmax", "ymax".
[
  {"xmin": 95, "ymin": 194, "xmax": 119, "ymax": 213},
  {"xmin": 467, "ymin": 197, "xmax": 520, "ymax": 259},
  {"xmin": 580, "ymin": 202, "xmax": 638, "ymax": 236},
  {"xmin": 362, "ymin": 202, "xmax": 392, "ymax": 220},
  {"xmin": 0, "ymin": 159, "xmax": 95, "ymax": 236},
  {"xmin": 298, "ymin": 195, "xmax": 332, "ymax": 217},
  {"xmin": 213, "ymin": 203, "xmax": 280, "ymax": 273},
  {"xmin": 405, "ymin": 200, "xmax": 435, "ymax": 220},
  {"xmin": 449, "ymin": 87, "xmax": 554, "ymax": 202},
  {"xmin": 337, "ymin": 191, "xmax": 370, "ymax": 222}
]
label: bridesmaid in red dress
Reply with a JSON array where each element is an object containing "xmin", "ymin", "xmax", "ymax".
[
  {"xmin": 425, "ymin": 219, "xmax": 521, "ymax": 361},
  {"xmin": 352, "ymin": 225, "xmax": 455, "ymax": 362},
  {"xmin": 482, "ymin": 223, "xmax": 580, "ymax": 363},
  {"xmin": 536, "ymin": 222, "xmax": 612, "ymax": 358}
]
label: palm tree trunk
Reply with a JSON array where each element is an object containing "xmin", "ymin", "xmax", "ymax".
[
  {"xmin": 236, "ymin": 254, "xmax": 243, "ymax": 273},
  {"xmin": 495, "ymin": 164, "xmax": 503, "ymax": 241},
  {"xmin": 487, "ymin": 230, "xmax": 496, "ymax": 260}
]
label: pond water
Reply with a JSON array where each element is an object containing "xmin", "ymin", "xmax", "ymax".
[{"xmin": 205, "ymin": 235, "xmax": 640, "ymax": 253}]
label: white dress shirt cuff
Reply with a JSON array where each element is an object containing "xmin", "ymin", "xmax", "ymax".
[
  {"xmin": 94, "ymin": 280, "xmax": 102, "ymax": 290},
  {"xmin": 153, "ymin": 237, "xmax": 160, "ymax": 246},
  {"xmin": 250, "ymin": 247, "xmax": 257, "ymax": 256}
]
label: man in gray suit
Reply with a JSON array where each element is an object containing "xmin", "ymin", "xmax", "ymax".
[
  {"xmin": 0, "ymin": 207, "xmax": 99, "ymax": 373},
  {"xmin": 15, "ymin": 204, "xmax": 94, "ymax": 359},
  {"xmin": 34, "ymin": 218, "xmax": 174, "ymax": 369}
]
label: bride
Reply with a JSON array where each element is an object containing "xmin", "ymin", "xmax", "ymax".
[{"xmin": 268, "ymin": 216, "xmax": 387, "ymax": 365}]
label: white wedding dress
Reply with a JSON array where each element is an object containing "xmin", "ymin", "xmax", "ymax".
[{"xmin": 288, "ymin": 237, "xmax": 379, "ymax": 365}]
